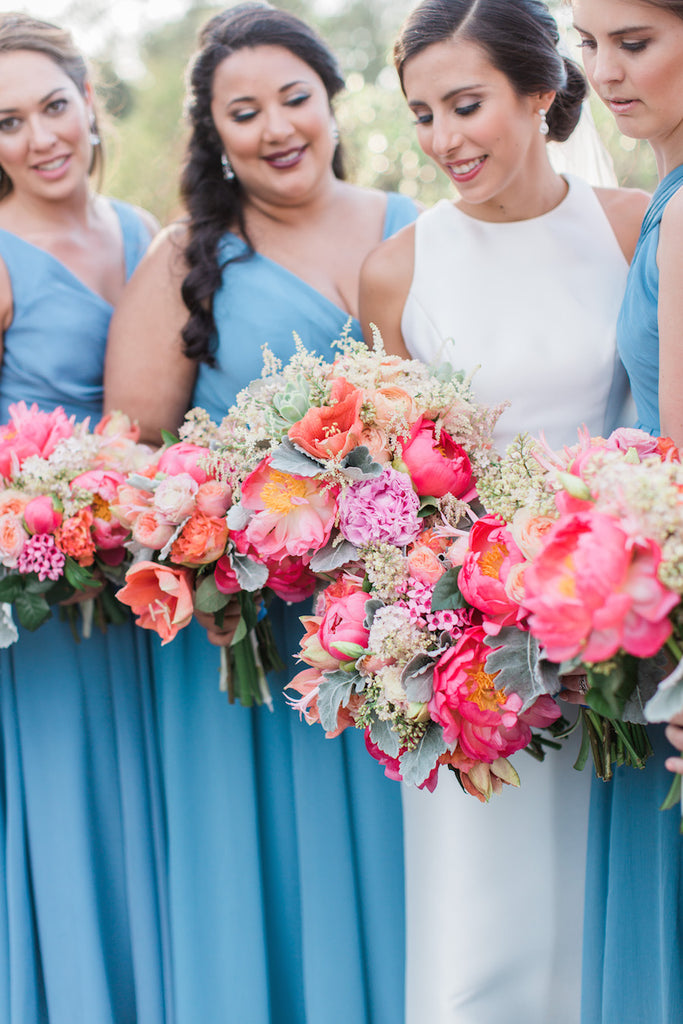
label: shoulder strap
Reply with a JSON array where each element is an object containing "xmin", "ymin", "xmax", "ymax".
[{"xmin": 640, "ymin": 165, "xmax": 683, "ymax": 239}]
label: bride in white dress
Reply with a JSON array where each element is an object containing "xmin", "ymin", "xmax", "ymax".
[{"xmin": 359, "ymin": 1, "xmax": 649, "ymax": 1021}]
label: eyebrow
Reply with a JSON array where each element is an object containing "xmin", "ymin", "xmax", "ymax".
[
  {"xmin": 0, "ymin": 86, "xmax": 66, "ymax": 115},
  {"xmin": 574, "ymin": 23, "xmax": 654, "ymax": 37},
  {"xmin": 227, "ymin": 79, "xmax": 310, "ymax": 105},
  {"xmin": 408, "ymin": 84, "xmax": 484, "ymax": 107}
]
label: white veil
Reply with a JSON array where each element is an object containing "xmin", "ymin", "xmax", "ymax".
[{"xmin": 547, "ymin": 101, "xmax": 618, "ymax": 187}]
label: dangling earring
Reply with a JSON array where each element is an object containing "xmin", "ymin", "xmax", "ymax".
[
  {"xmin": 331, "ymin": 122, "xmax": 340, "ymax": 145},
  {"xmin": 221, "ymin": 152, "xmax": 235, "ymax": 181},
  {"xmin": 89, "ymin": 117, "xmax": 100, "ymax": 147},
  {"xmin": 538, "ymin": 108, "xmax": 549, "ymax": 136}
]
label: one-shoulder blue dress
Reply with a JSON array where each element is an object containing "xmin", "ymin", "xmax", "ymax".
[
  {"xmin": 581, "ymin": 167, "xmax": 683, "ymax": 1023},
  {"xmin": 150, "ymin": 192, "xmax": 416, "ymax": 1024},
  {"xmin": 0, "ymin": 202, "xmax": 170, "ymax": 1024}
]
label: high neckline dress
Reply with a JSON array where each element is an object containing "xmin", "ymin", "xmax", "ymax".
[
  {"xmin": 581, "ymin": 165, "xmax": 683, "ymax": 1024},
  {"xmin": 151, "ymin": 192, "xmax": 417, "ymax": 1024},
  {"xmin": 0, "ymin": 202, "xmax": 171, "ymax": 1024},
  {"xmin": 400, "ymin": 175, "xmax": 631, "ymax": 1024}
]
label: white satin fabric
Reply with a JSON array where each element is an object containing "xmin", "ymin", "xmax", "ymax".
[{"xmin": 401, "ymin": 174, "xmax": 630, "ymax": 1024}]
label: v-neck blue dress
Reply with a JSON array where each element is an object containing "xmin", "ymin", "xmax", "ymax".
[
  {"xmin": 0, "ymin": 201, "xmax": 171, "ymax": 1024},
  {"xmin": 581, "ymin": 167, "xmax": 683, "ymax": 1024},
  {"xmin": 150, "ymin": 192, "xmax": 417, "ymax": 1024}
]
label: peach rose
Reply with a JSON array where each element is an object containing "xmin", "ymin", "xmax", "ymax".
[
  {"xmin": 408, "ymin": 544, "xmax": 446, "ymax": 586},
  {"xmin": 0, "ymin": 490, "xmax": 30, "ymax": 517},
  {"xmin": 116, "ymin": 561, "xmax": 194, "ymax": 644},
  {"xmin": 132, "ymin": 510, "xmax": 175, "ymax": 550},
  {"xmin": 170, "ymin": 512, "xmax": 228, "ymax": 566},
  {"xmin": 195, "ymin": 479, "xmax": 233, "ymax": 518},
  {"xmin": 509, "ymin": 509, "xmax": 555, "ymax": 560},
  {"xmin": 0, "ymin": 512, "xmax": 29, "ymax": 567}
]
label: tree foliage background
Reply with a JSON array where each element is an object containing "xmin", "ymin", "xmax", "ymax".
[{"xmin": 53, "ymin": 0, "xmax": 657, "ymax": 224}]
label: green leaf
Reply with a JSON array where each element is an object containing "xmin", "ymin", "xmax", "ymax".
[
  {"xmin": 585, "ymin": 656, "xmax": 639, "ymax": 720},
  {"xmin": 484, "ymin": 627, "xmax": 561, "ymax": 709},
  {"xmin": 418, "ymin": 496, "xmax": 440, "ymax": 519},
  {"xmin": 661, "ymin": 774, "xmax": 682, "ymax": 813},
  {"xmin": 369, "ymin": 717, "xmax": 400, "ymax": 759},
  {"xmin": 231, "ymin": 616, "xmax": 248, "ymax": 646},
  {"xmin": 63, "ymin": 557, "xmax": 97, "ymax": 591},
  {"xmin": 430, "ymin": 567, "xmax": 466, "ymax": 611},
  {"xmin": 318, "ymin": 673, "xmax": 358, "ymax": 732},
  {"xmin": 399, "ymin": 723, "xmax": 447, "ymax": 787},
  {"xmin": 0, "ymin": 575, "xmax": 24, "ymax": 602},
  {"xmin": 15, "ymin": 590, "xmax": 52, "ymax": 631},
  {"xmin": 161, "ymin": 429, "xmax": 180, "ymax": 446},
  {"xmin": 98, "ymin": 584, "xmax": 130, "ymax": 625},
  {"xmin": 24, "ymin": 575, "xmax": 58, "ymax": 596},
  {"xmin": 194, "ymin": 575, "xmax": 231, "ymax": 615}
]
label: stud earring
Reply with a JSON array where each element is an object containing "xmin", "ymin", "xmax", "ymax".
[
  {"xmin": 538, "ymin": 108, "xmax": 549, "ymax": 136},
  {"xmin": 331, "ymin": 123, "xmax": 340, "ymax": 144},
  {"xmin": 221, "ymin": 152, "xmax": 235, "ymax": 181},
  {"xmin": 89, "ymin": 117, "xmax": 101, "ymax": 146}
]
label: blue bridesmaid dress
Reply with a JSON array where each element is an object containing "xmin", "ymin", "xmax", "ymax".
[
  {"xmin": 0, "ymin": 202, "xmax": 171, "ymax": 1024},
  {"xmin": 581, "ymin": 167, "xmax": 683, "ymax": 1023},
  {"xmin": 151, "ymin": 192, "xmax": 416, "ymax": 1024}
]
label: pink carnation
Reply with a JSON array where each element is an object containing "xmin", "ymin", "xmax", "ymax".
[
  {"xmin": 338, "ymin": 468, "xmax": 421, "ymax": 547},
  {"xmin": 0, "ymin": 402, "xmax": 74, "ymax": 478},
  {"xmin": 17, "ymin": 533, "xmax": 66, "ymax": 581}
]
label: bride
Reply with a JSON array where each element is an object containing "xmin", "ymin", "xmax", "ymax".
[{"xmin": 359, "ymin": 0, "xmax": 648, "ymax": 1020}]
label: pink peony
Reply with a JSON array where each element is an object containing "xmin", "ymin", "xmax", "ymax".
[
  {"xmin": 214, "ymin": 554, "xmax": 243, "ymax": 595},
  {"xmin": 317, "ymin": 578, "xmax": 371, "ymax": 661},
  {"xmin": 116, "ymin": 561, "xmax": 194, "ymax": 643},
  {"xmin": 265, "ymin": 555, "xmax": 317, "ymax": 602},
  {"xmin": 23, "ymin": 495, "xmax": 62, "ymax": 535},
  {"xmin": 338, "ymin": 468, "xmax": 422, "ymax": 547},
  {"xmin": 428, "ymin": 627, "xmax": 535, "ymax": 763},
  {"xmin": 522, "ymin": 511, "xmax": 680, "ymax": 662},
  {"xmin": 459, "ymin": 516, "xmax": 526, "ymax": 630},
  {"xmin": 0, "ymin": 402, "xmax": 74, "ymax": 479},
  {"xmin": 400, "ymin": 415, "xmax": 472, "ymax": 498},
  {"xmin": 239, "ymin": 457, "xmax": 338, "ymax": 561},
  {"xmin": 156, "ymin": 442, "xmax": 210, "ymax": 484},
  {"xmin": 71, "ymin": 469, "xmax": 126, "ymax": 503}
]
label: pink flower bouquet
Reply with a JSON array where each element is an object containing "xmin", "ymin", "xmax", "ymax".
[
  {"xmin": 474, "ymin": 427, "xmax": 683, "ymax": 793},
  {"xmin": 0, "ymin": 403, "xmax": 151, "ymax": 638}
]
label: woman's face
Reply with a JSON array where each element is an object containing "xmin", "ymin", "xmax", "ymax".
[
  {"xmin": 573, "ymin": 0, "xmax": 683, "ymax": 144},
  {"xmin": 210, "ymin": 44, "xmax": 336, "ymax": 207},
  {"xmin": 402, "ymin": 36, "xmax": 549, "ymax": 217},
  {"xmin": 0, "ymin": 49, "xmax": 93, "ymax": 202}
]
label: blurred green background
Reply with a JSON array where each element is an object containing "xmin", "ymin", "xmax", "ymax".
[{"xmin": 30, "ymin": 0, "xmax": 658, "ymax": 223}]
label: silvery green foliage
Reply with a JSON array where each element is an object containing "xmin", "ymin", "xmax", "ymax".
[
  {"xmin": 484, "ymin": 627, "xmax": 561, "ymax": 710},
  {"xmin": 402, "ymin": 652, "xmax": 439, "ymax": 703},
  {"xmin": 232, "ymin": 552, "xmax": 269, "ymax": 592},
  {"xmin": 226, "ymin": 504, "xmax": 251, "ymax": 530},
  {"xmin": 399, "ymin": 724, "xmax": 448, "ymax": 787},
  {"xmin": 370, "ymin": 718, "xmax": 401, "ymax": 759},
  {"xmin": 270, "ymin": 438, "xmax": 325, "ymax": 477},
  {"xmin": 622, "ymin": 655, "xmax": 662, "ymax": 724},
  {"xmin": 266, "ymin": 373, "xmax": 312, "ymax": 434},
  {"xmin": 124, "ymin": 473, "xmax": 158, "ymax": 492},
  {"xmin": 644, "ymin": 655, "xmax": 683, "ymax": 722},
  {"xmin": 318, "ymin": 669, "xmax": 364, "ymax": 732},
  {"xmin": 339, "ymin": 446, "xmax": 384, "ymax": 479},
  {"xmin": 0, "ymin": 603, "xmax": 18, "ymax": 648},
  {"xmin": 309, "ymin": 539, "xmax": 358, "ymax": 573}
]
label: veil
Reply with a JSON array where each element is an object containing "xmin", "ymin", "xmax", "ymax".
[{"xmin": 547, "ymin": 101, "xmax": 618, "ymax": 188}]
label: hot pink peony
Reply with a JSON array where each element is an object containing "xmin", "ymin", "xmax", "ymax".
[
  {"xmin": 338, "ymin": 468, "xmax": 421, "ymax": 547},
  {"xmin": 23, "ymin": 495, "xmax": 62, "ymax": 535},
  {"xmin": 458, "ymin": 516, "xmax": 526, "ymax": 631},
  {"xmin": 0, "ymin": 402, "xmax": 74, "ymax": 478},
  {"xmin": 117, "ymin": 561, "xmax": 194, "ymax": 643},
  {"xmin": 400, "ymin": 415, "xmax": 472, "ymax": 498},
  {"xmin": 265, "ymin": 555, "xmax": 317, "ymax": 602},
  {"xmin": 522, "ymin": 510, "xmax": 680, "ymax": 662},
  {"xmin": 214, "ymin": 555, "xmax": 243, "ymax": 595},
  {"xmin": 317, "ymin": 579, "xmax": 371, "ymax": 662},
  {"xmin": 156, "ymin": 442, "xmax": 210, "ymax": 484},
  {"xmin": 239, "ymin": 457, "xmax": 338, "ymax": 561}
]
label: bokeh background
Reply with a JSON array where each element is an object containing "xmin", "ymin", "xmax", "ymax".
[{"xmin": 15, "ymin": 0, "xmax": 658, "ymax": 223}]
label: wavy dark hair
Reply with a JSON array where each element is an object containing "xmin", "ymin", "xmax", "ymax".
[
  {"xmin": 394, "ymin": 0, "xmax": 587, "ymax": 144},
  {"xmin": 640, "ymin": 0, "xmax": 683, "ymax": 18},
  {"xmin": 0, "ymin": 12, "xmax": 103, "ymax": 199},
  {"xmin": 180, "ymin": 1, "xmax": 346, "ymax": 364}
]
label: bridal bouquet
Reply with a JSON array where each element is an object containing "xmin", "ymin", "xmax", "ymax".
[
  {"xmin": 248, "ymin": 332, "xmax": 568, "ymax": 799},
  {"xmin": 0, "ymin": 402, "xmax": 150, "ymax": 638},
  {"xmin": 474, "ymin": 426, "xmax": 683, "ymax": 796}
]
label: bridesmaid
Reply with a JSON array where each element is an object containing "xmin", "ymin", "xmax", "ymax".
[
  {"xmin": 104, "ymin": 4, "xmax": 416, "ymax": 1022},
  {"xmin": 359, "ymin": 1, "xmax": 648, "ymax": 1021},
  {"xmin": 0, "ymin": 13, "xmax": 169, "ymax": 1024},
  {"xmin": 571, "ymin": 0, "xmax": 683, "ymax": 1020}
]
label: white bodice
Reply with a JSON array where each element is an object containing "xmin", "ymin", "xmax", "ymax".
[{"xmin": 401, "ymin": 175, "xmax": 630, "ymax": 449}]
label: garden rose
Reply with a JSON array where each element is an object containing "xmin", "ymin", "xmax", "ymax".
[
  {"xmin": 170, "ymin": 512, "xmax": 228, "ymax": 566},
  {"xmin": 157, "ymin": 442, "xmax": 210, "ymax": 484},
  {"xmin": 523, "ymin": 511, "xmax": 680, "ymax": 662},
  {"xmin": 0, "ymin": 512, "xmax": 28, "ymax": 567},
  {"xmin": 0, "ymin": 490, "xmax": 29, "ymax": 517},
  {"xmin": 509, "ymin": 509, "xmax": 555, "ymax": 560},
  {"xmin": 407, "ymin": 544, "xmax": 446, "ymax": 586},
  {"xmin": 338, "ymin": 468, "xmax": 422, "ymax": 547},
  {"xmin": 153, "ymin": 474, "xmax": 198, "ymax": 523},
  {"xmin": 400, "ymin": 415, "xmax": 472, "ymax": 498},
  {"xmin": 94, "ymin": 410, "xmax": 140, "ymax": 441},
  {"xmin": 288, "ymin": 378, "xmax": 365, "ymax": 461},
  {"xmin": 117, "ymin": 561, "xmax": 194, "ymax": 643},
  {"xmin": 132, "ymin": 510, "xmax": 176, "ymax": 550},
  {"xmin": 195, "ymin": 479, "xmax": 233, "ymax": 518}
]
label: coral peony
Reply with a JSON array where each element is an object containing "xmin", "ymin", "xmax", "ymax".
[
  {"xmin": 288, "ymin": 378, "xmax": 365, "ymax": 461},
  {"xmin": 117, "ymin": 561, "xmax": 194, "ymax": 643},
  {"xmin": 55, "ymin": 508, "xmax": 96, "ymax": 566},
  {"xmin": 157, "ymin": 442, "xmax": 210, "ymax": 484},
  {"xmin": 23, "ymin": 495, "xmax": 62, "ymax": 535},
  {"xmin": 400, "ymin": 415, "xmax": 472, "ymax": 498},
  {"xmin": 318, "ymin": 583, "xmax": 371, "ymax": 662},
  {"xmin": 265, "ymin": 555, "xmax": 317, "ymax": 602},
  {"xmin": 459, "ymin": 516, "xmax": 526, "ymax": 630}
]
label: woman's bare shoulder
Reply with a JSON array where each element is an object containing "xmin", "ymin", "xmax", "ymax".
[{"xmin": 594, "ymin": 186, "xmax": 650, "ymax": 262}]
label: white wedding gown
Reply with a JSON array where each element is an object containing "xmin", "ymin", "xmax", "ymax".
[{"xmin": 400, "ymin": 175, "xmax": 630, "ymax": 1024}]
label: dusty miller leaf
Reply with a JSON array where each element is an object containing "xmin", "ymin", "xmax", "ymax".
[
  {"xmin": 233, "ymin": 553, "xmax": 269, "ymax": 592},
  {"xmin": 270, "ymin": 438, "xmax": 326, "ymax": 477},
  {"xmin": 369, "ymin": 718, "xmax": 400, "ymax": 759},
  {"xmin": 484, "ymin": 627, "xmax": 561, "ymax": 710},
  {"xmin": 402, "ymin": 652, "xmax": 439, "ymax": 703},
  {"xmin": 399, "ymin": 724, "xmax": 447, "ymax": 787},
  {"xmin": 309, "ymin": 539, "xmax": 358, "ymax": 573},
  {"xmin": 339, "ymin": 446, "xmax": 383, "ymax": 479},
  {"xmin": 318, "ymin": 671, "xmax": 359, "ymax": 732}
]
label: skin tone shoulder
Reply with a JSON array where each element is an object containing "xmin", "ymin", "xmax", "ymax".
[
  {"xmin": 0, "ymin": 48, "xmax": 156, "ymax": 347},
  {"xmin": 359, "ymin": 33, "xmax": 649, "ymax": 356},
  {"xmin": 105, "ymin": 44, "xmax": 393, "ymax": 445}
]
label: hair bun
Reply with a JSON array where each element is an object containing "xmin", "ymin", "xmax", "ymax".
[{"xmin": 547, "ymin": 57, "xmax": 587, "ymax": 143}]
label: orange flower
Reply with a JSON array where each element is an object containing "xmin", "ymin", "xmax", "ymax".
[
  {"xmin": 117, "ymin": 561, "xmax": 194, "ymax": 644},
  {"xmin": 288, "ymin": 378, "xmax": 365, "ymax": 461},
  {"xmin": 170, "ymin": 512, "xmax": 229, "ymax": 566},
  {"xmin": 55, "ymin": 508, "xmax": 96, "ymax": 566}
]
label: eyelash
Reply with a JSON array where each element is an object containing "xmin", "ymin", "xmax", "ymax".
[
  {"xmin": 578, "ymin": 38, "xmax": 649, "ymax": 53},
  {"xmin": 413, "ymin": 100, "xmax": 481, "ymax": 126},
  {"xmin": 0, "ymin": 97, "xmax": 68, "ymax": 132},
  {"xmin": 231, "ymin": 93, "xmax": 311, "ymax": 123}
]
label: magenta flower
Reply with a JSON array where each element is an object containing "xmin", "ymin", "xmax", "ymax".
[
  {"xmin": 17, "ymin": 534, "xmax": 66, "ymax": 582},
  {"xmin": 338, "ymin": 468, "xmax": 421, "ymax": 547},
  {"xmin": 400, "ymin": 415, "xmax": 472, "ymax": 498}
]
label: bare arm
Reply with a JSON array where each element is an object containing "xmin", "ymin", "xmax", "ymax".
[
  {"xmin": 358, "ymin": 223, "xmax": 415, "ymax": 358},
  {"xmin": 594, "ymin": 186, "xmax": 650, "ymax": 263},
  {"xmin": 0, "ymin": 254, "xmax": 12, "ymax": 368},
  {"xmin": 104, "ymin": 224, "xmax": 197, "ymax": 445},
  {"xmin": 657, "ymin": 188, "xmax": 683, "ymax": 447}
]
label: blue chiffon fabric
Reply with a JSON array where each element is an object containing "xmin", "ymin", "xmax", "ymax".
[
  {"xmin": 0, "ymin": 203, "xmax": 171, "ymax": 1024},
  {"xmin": 150, "ymin": 192, "xmax": 417, "ymax": 1024},
  {"xmin": 581, "ymin": 167, "xmax": 683, "ymax": 1023}
]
